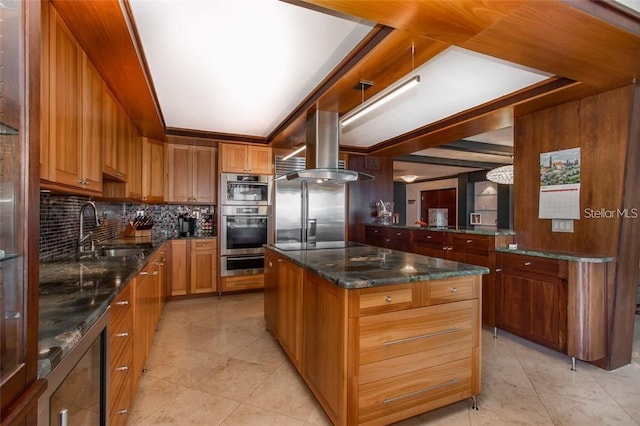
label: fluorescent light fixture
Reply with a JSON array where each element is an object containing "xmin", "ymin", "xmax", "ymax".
[
  {"xmin": 341, "ymin": 75, "xmax": 420, "ymax": 127},
  {"xmin": 282, "ymin": 145, "xmax": 306, "ymax": 161},
  {"xmin": 401, "ymin": 175, "xmax": 418, "ymax": 183}
]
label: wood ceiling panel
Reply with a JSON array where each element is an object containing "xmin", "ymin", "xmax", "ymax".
[
  {"xmin": 51, "ymin": 0, "xmax": 165, "ymax": 140},
  {"xmin": 462, "ymin": 2, "xmax": 640, "ymax": 88},
  {"xmin": 304, "ymin": 0, "xmax": 525, "ymax": 45}
]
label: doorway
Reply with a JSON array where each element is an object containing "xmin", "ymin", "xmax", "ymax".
[{"xmin": 420, "ymin": 188, "xmax": 456, "ymax": 227}]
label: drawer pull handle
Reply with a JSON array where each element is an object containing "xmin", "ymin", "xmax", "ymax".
[
  {"xmin": 383, "ymin": 327, "xmax": 460, "ymax": 346},
  {"xmin": 115, "ymin": 332, "xmax": 129, "ymax": 338},
  {"xmin": 385, "ymin": 296, "xmax": 392, "ymax": 303},
  {"xmin": 384, "ymin": 378, "xmax": 460, "ymax": 404},
  {"xmin": 117, "ymin": 409, "xmax": 128, "ymax": 415},
  {"xmin": 466, "ymin": 239, "xmax": 472, "ymax": 243},
  {"xmin": 152, "ymin": 271, "xmax": 159, "ymax": 276},
  {"xmin": 115, "ymin": 366, "xmax": 129, "ymax": 372},
  {"xmin": 524, "ymin": 261, "xmax": 532, "ymax": 266},
  {"xmin": 450, "ymin": 287, "xmax": 457, "ymax": 293},
  {"xmin": 139, "ymin": 271, "xmax": 149, "ymax": 275},
  {"xmin": 115, "ymin": 300, "xmax": 129, "ymax": 306},
  {"xmin": 426, "ymin": 235, "xmax": 432, "ymax": 239},
  {"xmin": 496, "ymin": 268, "xmax": 502, "ymax": 272}
]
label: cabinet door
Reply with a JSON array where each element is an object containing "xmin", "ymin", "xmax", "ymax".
[
  {"xmin": 248, "ymin": 146, "xmax": 272, "ymax": 174},
  {"xmin": 277, "ymin": 259, "xmax": 303, "ymax": 368},
  {"xmin": 192, "ymin": 146, "xmax": 216, "ymax": 204},
  {"xmin": 142, "ymin": 137, "xmax": 165, "ymax": 202},
  {"xmin": 167, "ymin": 144, "xmax": 192, "ymax": 203},
  {"xmin": 219, "ymin": 143, "xmax": 247, "ymax": 173},
  {"xmin": 264, "ymin": 250, "xmax": 278, "ymax": 333},
  {"xmin": 190, "ymin": 239, "xmax": 217, "ymax": 294},
  {"xmin": 102, "ymin": 89, "xmax": 119, "ymax": 178},
  {"xmin": 126, "ymin": 134, "xmax": 142, "ymax": 199},
  {"xmin": 132, "ymin": 272, "xmax": 149, "ymax": 391},
  {"xmin": 170, "ymin": 240, "xmax": 188, "ymax": 296},
  {"xmin": 49, "ymin": 7, "xmax": 83, "ymax": 188},
  {"xmin": 114, "ymin": 105, "xmax": 129, "ymax": 182},
  {"xmin": 80, "ymin": 54, "xmax": 103, "ymax": 192},
  {"xmin": 496, "ymin": 272, "xmax": 530, "ymax": 337}
]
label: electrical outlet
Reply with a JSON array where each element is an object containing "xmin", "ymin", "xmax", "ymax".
[
  {"xmin": 552, "ymin": 219, "xmax": 574, "ymax": 233},
  {"xmin": 136, "ymin": 210, "xmax": 144, "ymax": 217}
]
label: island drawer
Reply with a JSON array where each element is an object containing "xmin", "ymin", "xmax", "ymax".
[
  {"xmin": 110, "ymin": 285, "xmax": 132, "ymax": 328},
  {"xmin": 109, "ymin": 340, "xmax": 132, "ymax": 400},
  {"xmin": 414, "ymin": 230, "xmax": 445, "ymax": 247},
  {"xmin": 359, "ymin": 300, "xmax": 476, "ymax": 365},
  {"xmin": 358, "ymin": 357, "xmax": 472, "ymax": 425},
  {"xmin": 109, "ymin": 373, "xmax": 132, "ymax": 426},
  {"xmin": 353, "ymin": 284, "xmax": 415, "ymax": 316},
  {"xmin": 421, "ymin": 276, "xmax": 479, "ymax": 305}
]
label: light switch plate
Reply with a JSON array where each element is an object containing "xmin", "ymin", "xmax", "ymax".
[{"xmin": 552, "ymin": 219, "xmax": 574, "ymax": 233}]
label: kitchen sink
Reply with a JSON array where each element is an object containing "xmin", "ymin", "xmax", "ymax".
[{"xmin": 99, "ymin": 247, "xmax": 148, "ymax": 258}]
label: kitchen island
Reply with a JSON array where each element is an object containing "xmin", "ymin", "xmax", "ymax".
[{"xmin": 264, "ymin": 243, "xmax": 489, "ymax": 426}]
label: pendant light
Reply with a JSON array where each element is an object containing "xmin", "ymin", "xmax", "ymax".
[{"xmin": 486, "ymin": 165, "xmax": 514, "ymax": 185}]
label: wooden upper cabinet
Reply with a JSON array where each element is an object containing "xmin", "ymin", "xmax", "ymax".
[
  {"xmin": 103, "ymin": 88, "xmax": 128, "ymax": 182},
  {"xmin": 142, "ymin": 137, "xmax": 166, "ymax": 203},
  {"xmin": 47, "ymin": 6, "xmax": 82, "ymax": 188},
  {"xmin": 81, "ymin": 54, "xmax": 104, "ymax": 192},
  {"xmin": 166, "ymin": 144, "xmax": 216, "ymax": 204},
  {"xmin": 44, "ymin": 6, "xmax": 103, "ymax": 193},
  {"xmin": 219, "ymin": 143, "xmax": 272, "ymax": 175},
  {"xmin": 126, "ymin": 134, "xmax": 142, "ymax": 200}
]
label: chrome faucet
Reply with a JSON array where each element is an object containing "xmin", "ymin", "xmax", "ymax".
[{"xmin": 78, "ymin": 201, "xmax": 101, "ymax": 252}]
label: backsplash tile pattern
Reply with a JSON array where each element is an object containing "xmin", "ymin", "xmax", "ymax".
[{"xmin": 40, "ymin": 193, "xmax": 215, "ymax": 262}]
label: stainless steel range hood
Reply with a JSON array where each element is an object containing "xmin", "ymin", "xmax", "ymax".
[{"xmin": 279, "ymin": 110, "xmax": 374, "ymax": 183}]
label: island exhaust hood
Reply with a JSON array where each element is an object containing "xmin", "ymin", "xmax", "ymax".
[{"xmin": 278, "ymin": 110, "xmax": 374, "ymax": 183}]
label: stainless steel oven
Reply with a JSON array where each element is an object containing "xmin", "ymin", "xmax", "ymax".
[
  {"xmin": 220, "ymin": 205, "xmax": 269, "ymax": 276},
  {"xmin": 221, "ymin": 173, "xmax": 271, "ymax": 205}
]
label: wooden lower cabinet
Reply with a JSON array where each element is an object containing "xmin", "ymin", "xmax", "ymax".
[
  {"xmin": 496, "ymin": 252, "xmax": 569, "ymax": 353},
  {"xmin": 169, "ymin": 238, "xmax": 217, "ymax": 297},
  {"xmin": 108, "ymin": 284, "xmax": 133, "ymax": 425},
  {"xmin": 220, "ymin": 274, "xmax": 264, "ymax": 293},
  {"xmin": 265, "ymin": 248, "xmax": 481, "ymax": 425}
]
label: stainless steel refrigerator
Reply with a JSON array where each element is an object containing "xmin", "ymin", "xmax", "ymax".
[{"xmin": 274, "ymin": 180, "xmax": 345, "ymax": 244}]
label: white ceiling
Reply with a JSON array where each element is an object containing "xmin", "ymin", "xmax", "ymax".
[{"xmin": 129, "ymin": 1, "xmax": 549, "ymax": 181}]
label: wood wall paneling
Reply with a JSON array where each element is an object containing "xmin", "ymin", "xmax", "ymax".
[
  {"xmin": 514, "ymin": 84, "xmax": 638, "ymax": 369},
  {"xmin": 347, "ymin": 155, "xmax": 393, "ymax": 243}
]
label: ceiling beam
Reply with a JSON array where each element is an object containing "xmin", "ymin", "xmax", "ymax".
[
  {"xmin": 395, "ymin": 154, "xmax": 510, "ymax": 170},
  {"xmin": 440, "ymin": 140, "xmax": 513, "ymax": 156}
]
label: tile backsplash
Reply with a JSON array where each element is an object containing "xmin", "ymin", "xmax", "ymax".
[{"xmin": 39, "ymin": 193, "xmax": 215, "ymax": 262}]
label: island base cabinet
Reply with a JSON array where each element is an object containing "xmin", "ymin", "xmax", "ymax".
[{"xmin": 266, "ymin": 248, "xmax": 482, "ymax": 426}]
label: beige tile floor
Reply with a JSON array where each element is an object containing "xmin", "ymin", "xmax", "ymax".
[{"xmin": 128, "ymin": 292, "xmax": 640, "ymax": 425}]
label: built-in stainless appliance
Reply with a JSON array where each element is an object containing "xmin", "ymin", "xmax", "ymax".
[
  {"xmin": 221, "ymin": 173, "xmax": 271, "ymax": 205},
  {"xmin": 38, "ymin": 310, "xmax": 108, "ymax": 425},
  {"xmin": 220, "ymin": 205, "xmax": 269, "ymax": 276},
  {"xmin": 275, "ymin": 156, "xmax": 346, "ymax": 245}
]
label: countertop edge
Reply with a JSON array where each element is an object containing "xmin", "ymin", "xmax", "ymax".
[{"xmin": 495, "ymin": 247, "xmax": 614, "ymax": 263}]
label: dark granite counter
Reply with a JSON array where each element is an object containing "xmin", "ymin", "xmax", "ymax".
[
  {"xmin": 366, "ymin": 223, "xmax": 515, "ymax": 236},
  {"xmin": 268, "ymin": 243, "xmax": 489, "ymax": 289},
  {"xmin": 496, "ymin": 247, "xmax": 614, "ymax": 263}
]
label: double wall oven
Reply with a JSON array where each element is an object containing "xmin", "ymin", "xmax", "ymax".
[{"xmin": 220, "ymin": 173, "xmax": 271, "ymax": 277}]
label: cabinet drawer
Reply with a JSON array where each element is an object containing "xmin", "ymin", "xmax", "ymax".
[
  {"xmin": 109, "ymin": 312, "xmax": 132, "ymax": 364},
  {"xmin": 498, "ymin": 252, "xmax": 567, "ymax": 279},
  {"xmin": 422, "ymin": 276, "xmax": 478, "ymax": 305},
  {"xmin": 221, "ymin": 274, "xmax": 264, "ymax": 291},
  {"xmin": 359, "ymin": 300, "xmax": 476, "ymax": 365},
  {"xmin": 451, "ymin": 233, "xmax": 490, "ymax": 254},
  {"xmin": 414, "ymin": 230, "xmax": 445, "ymax": 247},
  {"xmin": 110, "ymin": 285, "xmax": 131, "ymax": 328},
  {"xmin": 356, "ymin": 285, "xmax": 414, "ymax": 316},
  {"xmin": 358, "ymin": 357, "xmax": 473, "ymax": 425},
  {"xmin": 109, "ymin": 340, "xmax": 132, "ymax": 397},
  {"xmin": 109, "ymin": 373, "xmax": 132, "ymax": 426},
  {"xmin": 191, "ymin": 238, "xmax": 215, "ymax": 251}
]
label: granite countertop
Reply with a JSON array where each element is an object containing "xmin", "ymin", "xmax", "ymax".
[
  {"xmin": 496, "ymin": 247, "xmax": 614, "ymax": 263},
  {"xmin": 269, "ymin": 243, "xmax": 489, "ymax": 289},
  {"xmin": 366, "ymin": 223, "xmax": 515, "ymax": 236},
  {"xmin": 37, "ymin": 235, "xmax": 200, "ymax": 379}
]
